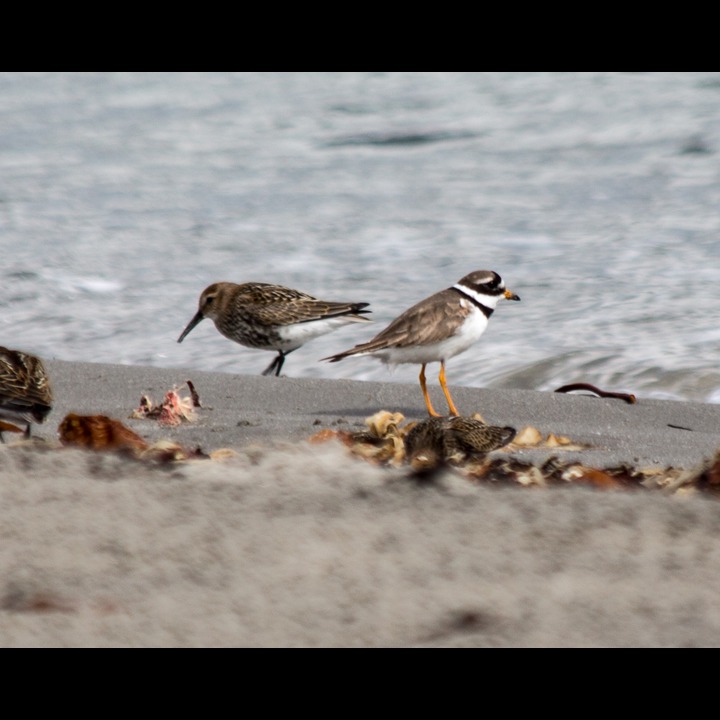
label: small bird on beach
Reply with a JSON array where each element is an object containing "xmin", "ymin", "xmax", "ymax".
[
  {"xmin": 0, "ymin": 346, "xmax": 53, "ymax": 442},
  {"xmin": 404, "ymin": 415, "xmax": 516, "ymax": 475},
  {"xmin": 177, "ymin": 281, "xmax": 372, "ymax": 377},
  {"xmin": 323, "ymin": 270, "xmax": 520, "ymax": 417}
]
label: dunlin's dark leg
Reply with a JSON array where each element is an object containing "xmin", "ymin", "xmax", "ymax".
[
  {"xmin": 261, "ymin": 349, "xmax": 295, "ymax": 377},
  {"xmin": 261, "ymin": 354, "xmax": 282, "ymax": 376}
]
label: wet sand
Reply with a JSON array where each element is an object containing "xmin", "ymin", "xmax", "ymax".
[{"xmin": 2, "ymin": 359, "xmax": 720, "ymax": 647}]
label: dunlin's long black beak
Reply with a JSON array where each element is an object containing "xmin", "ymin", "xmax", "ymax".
[
  {"xmin": 504, "ymin": 289, "xmax": 521, "ymax": 301},
  {"xmin": 177, "ymin": 310, "xmax": 205, "ymax": 343}
]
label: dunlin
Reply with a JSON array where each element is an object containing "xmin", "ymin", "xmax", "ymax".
[{"xmin": 178, "ymin": 281, "xmax": 372, "ymax": 376}]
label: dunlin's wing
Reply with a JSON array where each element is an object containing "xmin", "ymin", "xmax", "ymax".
[{"xmin": 235, "ymin": 283, "xmax": 371, "ymax": 327}]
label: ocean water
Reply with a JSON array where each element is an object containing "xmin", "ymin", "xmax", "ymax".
[{"xmin": 2, "ymin": 71, "xmax": 720, "ymax": 403}]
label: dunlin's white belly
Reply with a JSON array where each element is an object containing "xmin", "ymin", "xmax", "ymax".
[{"xmin": 276, "ymin": 317, "xmax": 362, "ymax": 351}]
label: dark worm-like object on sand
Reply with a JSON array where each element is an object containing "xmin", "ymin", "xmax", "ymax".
[{"xmin": 554, "ymin": 383, "xmax": 636, "ymax": 404}]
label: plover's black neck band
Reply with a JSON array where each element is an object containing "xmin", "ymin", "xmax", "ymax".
[{"xmin": 450, "ymin": 285, "xmax": 494, "ymax": 318}]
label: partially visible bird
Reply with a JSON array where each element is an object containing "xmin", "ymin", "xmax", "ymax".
[
  {"xmin": 323, "ymin": 270, "xmax": 520, "ymax": 416},
  {"xmin": 177, "ymin": 281, "xmax": 372, "ymax": 377},
  {"xmin": 404, "ymin": 415, "xmax": 516, "ymax": 476},
  {"xmin": 442, "ymin": 416, "xmax": 517, "ymax": 459},
  {"xmin": 0, "ymin": 346, "xmax": 53, "ymax": 442}
]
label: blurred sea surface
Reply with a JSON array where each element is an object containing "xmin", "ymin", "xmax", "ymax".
[{"xmin": 2, "ymin": 71, "xmax": 720, "ymax": 403}]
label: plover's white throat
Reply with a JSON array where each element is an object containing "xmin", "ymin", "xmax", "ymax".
[
  {"xmin": 0, "ymin": 346, "xmax": 53, "ymax": 442},
  {"xmin": 177, "ymin": 281, "xmax": 372, "ymax": 377},
  {"xmin": 324, "ymin": 270, "xmax": 520, "ymax": 417}
]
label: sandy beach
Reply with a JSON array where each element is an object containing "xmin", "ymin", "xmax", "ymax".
[{"xmin": 2, "ymin": 359, "xmax": 720, "ymax": 647}]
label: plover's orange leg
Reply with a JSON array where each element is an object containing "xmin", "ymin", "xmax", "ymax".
[
  {"xmin": 419, "ymin": 364, "xmax": 443, "ymax": 417},
  {"xmin": 438, "ymin": 360, "xmax": 461, "ymax": 417}
]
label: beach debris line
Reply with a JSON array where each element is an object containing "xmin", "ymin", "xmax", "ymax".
[
  {"xmin": 57, "ymin": 413, "xmax": 210, "ymax": 463},
  {"xmin": 130, "ymin": 380, "xmax": 201, "ymax": 426},
  {"xmin": 309, "ymin": 410, "xmax": 407, "ymax": 466},
  {"xmin": 462, "ymin": 451, "xmax": 720, "ymax": 497},
  {"xmin": 59, "ymin": 413, "xmax": 149, "ymax": 453},
  {"xmin": 309, "ymin": 409, "xmax": 720, "ymax": 497},
  {"xmin": 308, "ymin": 409, "xmax": 584, "ymax": 470},
  {"xmin": 554, "ymin": 383, "xmax": 637, "ymax": 404}
]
